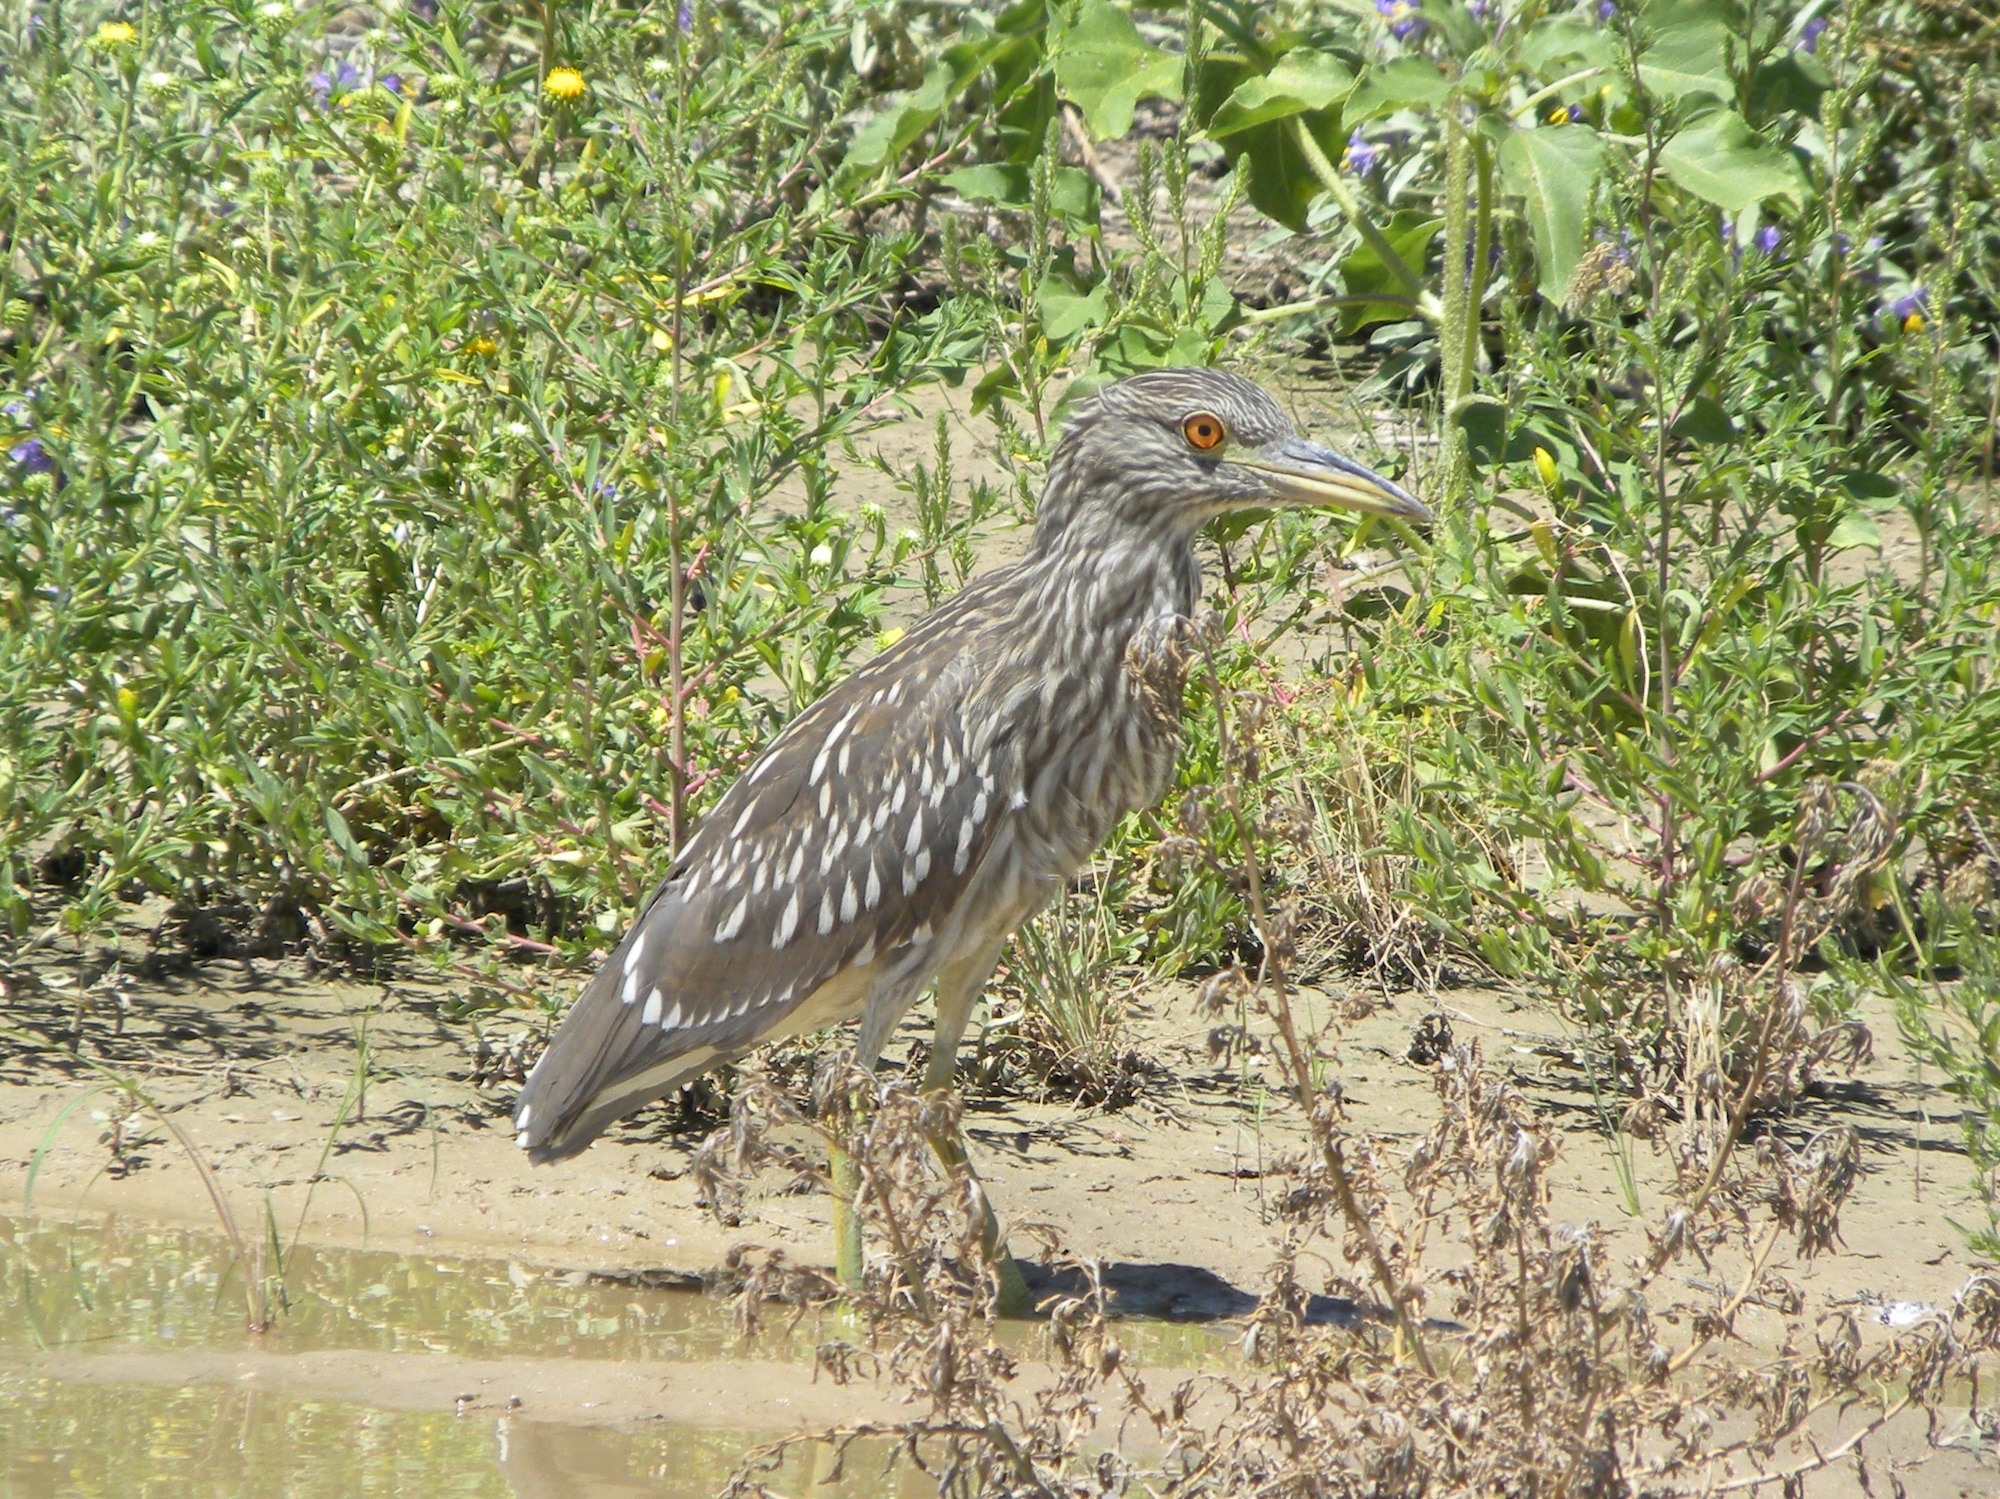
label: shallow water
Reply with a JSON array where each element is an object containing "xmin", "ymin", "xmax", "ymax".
[{"xmin": 0, "ymin": 1212, "xmax": 1230, "ymax": 1497}]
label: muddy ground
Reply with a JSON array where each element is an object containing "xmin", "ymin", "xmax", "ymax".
[{"xmin": 1, "ymin": 923, "xmax": 1989, "ymax": 1424}]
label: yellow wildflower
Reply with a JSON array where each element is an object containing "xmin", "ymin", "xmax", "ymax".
[
  {"xmin": 1902, "ymin": 311, "xmax": 1925, "ymax": 334},
  {"xmin": 466, "ymin": 336, "xmax": 498, "ymax": 357},
  {"xmin": 543, "ymin": 67, "xmax": 586, "ymax": 101},
  {"xmin": 93, "ymin": 20, "xmax": 137, "ymax": 47},
  {"xmin": 1533, "ymin": 447, "xmax": 1560, "ymax": 489}
]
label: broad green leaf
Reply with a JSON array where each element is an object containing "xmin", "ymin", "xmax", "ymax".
[
  {"xmin": 1825, "ymin": 512, "xmax": 1882, "ymax": 551},
  {"xmin": 1218, "ymin": 107, "xmax": 1347, "ymax": 232},
  {"xmin": 1670, "ymin": 394, "xmax": 1738, "ymax": 445},
  {"xmin": 1054, "ymin": 2, "xmax": 1184, "ymax": 140},
  {"xmin": 1659, "ymin": 109, "xmax": 1807, "ymax": 211},
  {"xmin": 1499, "ymin": 124, "xmax": 1605, "ymax": 303},
  {"xmin": 1833, "ymin": 470, "xmax": 1902, "ymax": 504},
  {"xmin": 1637, "ymin": 0, "xmax": 1734, "ymax": 103},
  {"xmin": 1748, "ymin": 51, "xmax": 1832, "ymax": 121},
  {"xmin": 1345, "ymin": 56, "xmax": 1452, "ymax": 124},
  {"xmin": 1336, "ymin": 210, "xmax": 1442, "ymax": 332},
  {"xmin": 941, "ymin": 163, "xmax": 1099, "ymax": 224},
  {"xmin": 1207, "ymin": 50, "xmax": 1355, "ymax": 138},
  {"xmin": 1035, "ymin": 275, "xmax": 1111, "ymax": 343},
  {"xmin": 1520, "ymin": 16, "xmax": 1618, "ymax": 74},
  {"xmin": 1449, "ymin": 393, "xmax": 1509, "ymax": 468},
  {"xmin": 846, "ymin": 63, "xmax": 955, "ymax": 170}
]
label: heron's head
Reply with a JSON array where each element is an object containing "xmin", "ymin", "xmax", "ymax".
[{"xmin": 1034, "ymin": 367, "xmax": 1430, "ymax": 552}]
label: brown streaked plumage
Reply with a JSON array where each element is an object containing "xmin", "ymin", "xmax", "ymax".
[{"xmin": 513, "ymin": 368, "xmax": 1428, "ymax": 1178}]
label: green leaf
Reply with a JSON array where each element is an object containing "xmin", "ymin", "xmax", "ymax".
[
  {"xmin": 1659, "ymin": 109, "xmax": 1807, "ymax": 212},
  {"xmin": 1519, "ymin": 16, "xmax": 1619, "ymax": 74},
  {"xmin": 1498, "ymin": 124, "xmax": 1605, "ymax": 303},
  {"xmin": 1825, "ymin": 512, "xmax": 1882, "ymax": 551},
  {"xmin": 326, "ymin": 806, "xmax": 368, "ymax": 867},
  {"xmin": 1670, "ymin": 394, "xmax": 1738, "ymax": 445},
  {"xmin": 1207, "ymin": 49, "xmax": 1355, "ymax": 138},
  {"xmin": 1833, "ymin": 470, "xmax": 1903, "ymax": 505},
  {"xmin": 847, "ymin": 63, "xmax": 955, "ymax": 170},
  {"xmin": 1336, "ymin": 210, "xmax": 1441, "ymax": 332},
  {"xmin": 1449, "ymin": 393, "xmax": 1509, "ymax": 469},
  {"xmin": 1035, "ymin": 275, "xmax": 1111, "ymax": 343},
  {"xmin": 1637, "ymin": 0, "xmax": 1734, "ymax": 103},
  {"xmin": 1220, "ymin": 108, "xmax": 1347, "ymax": 232},
  {"xmin": 1054, "ymin": 2, "xmax": 1184, "ymax": 140},
  {"xmin": 1748, "ymin": 51, "xmax": 1832, "ymax": 121},
  {"xmin": 1345, "ymin": 56, "xmax": 1452, "ymax": 125},
  {"xmin": 941, "ymin": 163, "xmax": 1099, "ymax": 223}
]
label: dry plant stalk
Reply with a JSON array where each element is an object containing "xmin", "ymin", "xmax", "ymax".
[{"xmin": 702, "ymin": 699, "xmax": 1997, "ymax": 1496}]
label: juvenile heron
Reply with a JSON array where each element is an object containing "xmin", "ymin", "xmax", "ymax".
[{"xmin": 512, "ymin": 368, "xmax": 1428, "ymax": 1294}]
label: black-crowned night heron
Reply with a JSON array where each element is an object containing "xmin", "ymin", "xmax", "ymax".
[{"xmin": 512, "ymin": 367, "xmax": 1428, "ymax": 1301}]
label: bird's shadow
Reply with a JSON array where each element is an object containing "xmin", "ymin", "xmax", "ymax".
[{"xmin": 1017, "ymin": 1260, "xmax": 1361, "ymax": 1326}]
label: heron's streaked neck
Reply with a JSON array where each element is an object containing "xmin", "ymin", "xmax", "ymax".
[{"xmin": 1026, "ymin": 491, "xmax": 1202, "ymax": 629}]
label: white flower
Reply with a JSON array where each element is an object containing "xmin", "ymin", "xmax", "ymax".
[
  {"xmin": 506, "ymin": 421, "xmax": 531, "ymax": 438},
  {"xmin": 134, "ymin": 230, "xmax": 160, "ymax": 247},
  {"xmin": 258, "ymin": 1, "xmax": 289, "ymax": 18},
  {"xmin": 809, "ymin": 544, "xmax": 834, "ymax": 567}
]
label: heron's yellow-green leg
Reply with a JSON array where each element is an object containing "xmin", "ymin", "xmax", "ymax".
[
  {"xmin": 831, "ymin": 1133, "xmax": 864, "ymax": 1290},
  {"xmin": 922, "ymin": 969, "xmax": 1033, "ymax": 1317}
]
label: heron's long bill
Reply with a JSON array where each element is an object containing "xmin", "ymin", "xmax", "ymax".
[{"xmin": 1238, "ymin": 436, "xmax": 1432, "ymax": 524}]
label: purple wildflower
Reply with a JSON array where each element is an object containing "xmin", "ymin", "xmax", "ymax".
[
  {"xmin": 1887, "ymin": 289, "xmax": 1928, "ymax": 331},
  {"xmin": 1566, "ymin": 102, "xmax": 1585, "ymax": 123},
  {"xmin": 379, "ymin": 74, "xmax": 402, "ymax": 96},
  {"xmin": 2, "ymin": 399, "xmax": 26, "ymax": 420},
  {"xmin": 1343, "ymin": 130, "xmax": 1379, "ymax": 175},
  {"xmin": 1376, "ymin": 0, "xmax": 1426, "ymax": 41},
  {"xmin": 1753, "ymin": 225, "xmax": 1781, "ymax": 255},
  {"xmin": 1598, "ymin": 0, "xmax": 1617, "ymax": 18},
  {"xmin": 1468, "ymin": 0, "xmax": 1493, "ymax": 18},
  {"xmin": 1798, "ymin": 17, "xmax": 1827, "ymax": 52},
  {"xmin": 678, "ymin": 0, "xmax": 693, "ymax": 33},
  {"xmin": 10, "ymin": 438, "xmax": 52, "ymax": 475}
]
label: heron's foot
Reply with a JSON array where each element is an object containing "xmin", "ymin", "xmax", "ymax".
[{"xmin": 992, "ymin": 1244, "xmax": 1033, "ymax": 1318}]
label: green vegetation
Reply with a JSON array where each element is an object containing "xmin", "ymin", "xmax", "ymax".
[{"xmin": 4, "ymin": 1, "xmax": 1998, "ymax": 1220}]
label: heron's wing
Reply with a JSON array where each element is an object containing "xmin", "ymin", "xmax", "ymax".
[{"xmin": 514, "ymin": 583, "xmax": 1024, "ymax": 1159}]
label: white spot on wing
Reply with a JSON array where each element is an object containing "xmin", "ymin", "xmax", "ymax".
[
  {"xmin": 841, "ymin": 876, "xmax": 858, "ymax": 924},
  {"xmin": 912, "ymin": 921, "xmax": 933, "ymax": 945},
  {"xmin": 904, "ymin": 813, "xmax": 923, "ymax": 858},
  {"xmin": 971, "ymin": 790, "xmax": 988, "ymax": 825},
  {"xmin": 623, "ymin": 931, "xmax": 648, "ymax": 974},
  {"xmin": 517, "ymin": 1104, "xmax": 533, "ymax": 1129},
  {"xmin": 865, "ymin": 863, "xmax": 881, "ymax": 909},
  {"xmin": 955, "ymin": 817, "xmax": 974, "ymax": 873},
  {"xmin": 662, "ymin": 998, "xmax": 683, "ymax": 1029},
  {"xmin": 818, "ymin": 781, "xmax": 832, "ymax": 816},
  {"xmin": 890, "ymin": 779, "xmax": 907, "ymax": 814},
  {"xmin": 732, "ymin": 801, "xmax": 756, "ymax": 838},
  {"xmin": 622, "ymin": 971, "xmax": 640, "ymax": 1005},
  {"xmin": 715, "ymin": 895, "xmax": 747, "ymax": 943},
  {"xmin": 914, "ymin": 848, "xmax": 931, "ymax": 882},
  {"xmin": 818, "ymin": 890, "xmax": 834, "ymax": 935},
  {"xmin": 642, "ymin": 987, "xmax": 663, "ymax": 1025},
  {"xmin": 773, "ymin": 890, "xmax": 800, "ymax": 948},
  {"xmin": 852, "ymin": 934, "xmax": 876, "ymax": 968},
  {"xmin": 517, "ymin": 1130, "xmax": 531, "ymax": 1149}
]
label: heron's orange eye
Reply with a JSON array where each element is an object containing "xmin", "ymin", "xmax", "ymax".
[{"xmin": 1182, "ymin": 413, "xmax": 1227, "ymax": 451}]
